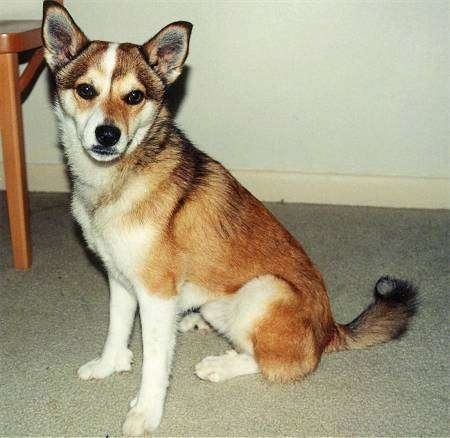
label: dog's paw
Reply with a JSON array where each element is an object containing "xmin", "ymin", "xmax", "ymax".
[
  {"xmin": 195, "ymin": 350, "xmax": 238, "ymax": 382},
  {"xmin": 178, "ymin": 312, "xmax": 211, "ymax": 333},
  {"xmin": 77, "ymin": 349, "xmax": 133, "ymax": 380},
  {"xmin": 195, "ymin": 350, "xmax": 258, "ymax": 382},
  {"xmin": 122, "ymin": 405, "xmax": 162, "ymax": 436}
]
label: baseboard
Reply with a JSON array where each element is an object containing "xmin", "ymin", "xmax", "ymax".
[
  {"xmin": 232, "ymin": 169, "xmax": 450, "ymax": 209},
  {"xmin": 0, "ymin": 162, "xmax": 448, "ymax": 209},
  {"xmin": 0, "ymin": 163, "xmax": 72, "ymax": 193}
]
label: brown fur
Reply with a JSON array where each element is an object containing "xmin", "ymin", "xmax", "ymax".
[
  {"xmin": 55, "ymin": 41, "xmax": 108, "ymax": 89},
  {"xmin": 84, "ymin": 104, "xmax": 416, "ymax": 381},
  {"xmin": 251, "ymin": 281, "xmax": 321, "ymax": 382}
]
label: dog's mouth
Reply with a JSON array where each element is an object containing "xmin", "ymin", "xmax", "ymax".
[{"xmin": 88, "ymin": 145, "xmax": 121, "ymax": 162}]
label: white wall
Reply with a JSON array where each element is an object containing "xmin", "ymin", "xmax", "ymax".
[{"xmin": 1, "ymin": 0, "xmax": 449, "ymax": 207}]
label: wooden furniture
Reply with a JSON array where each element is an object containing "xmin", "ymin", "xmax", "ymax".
[{"xmin": 0, "ymin": 19, "xmax": 45, "ymax": 269}]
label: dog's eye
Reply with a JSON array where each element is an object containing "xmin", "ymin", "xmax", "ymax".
[
  {"xmin": 124, "ymin": 90, "xmax": 144, "ymax": 105},
  {"xmin": 76, "ymin": 83, "xmax": 97, "ymax": 100}
]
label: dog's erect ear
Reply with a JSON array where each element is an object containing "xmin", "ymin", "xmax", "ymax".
[
  {"xmin": 42, "ymin": 1, "xmax": 89, "ymax": 71},
  {"xmin": 142, "ymin": 21, "xmax": 193, "ymax": 85}
]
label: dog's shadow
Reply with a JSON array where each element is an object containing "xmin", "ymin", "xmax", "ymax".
[{"xmin": 165, "ymin": 65, "xmax": 191, "ymax": 118}]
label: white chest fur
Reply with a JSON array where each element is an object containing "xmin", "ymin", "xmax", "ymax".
[
  {"xmin": 58, "ymin": 112, "xmax": 158, "ymax": 285},
  {"xmin": 71, "ymin": 182, "xmax": 156, "ymax": 286}
]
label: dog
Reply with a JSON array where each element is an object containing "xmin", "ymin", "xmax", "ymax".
[{"xmin": 42, "ymin": 1, "xmax": 417, "ymax": 435}]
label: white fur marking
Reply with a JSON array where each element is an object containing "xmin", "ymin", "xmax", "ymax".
[
  {"xmin": 103, "ymin": 43, "xmax": 119, "ymax": 90},
  {"xmin": 195, "ymin": 350, "xmax": 259, "ymax": 382},
  {"xmin": 200, "ymin": 275, "xmax": 285, "ymax": 353}
]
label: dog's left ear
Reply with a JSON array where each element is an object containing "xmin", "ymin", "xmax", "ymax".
[{"xmin": 143, "ymin": 21, "xmax": 193, "ymax": 85}]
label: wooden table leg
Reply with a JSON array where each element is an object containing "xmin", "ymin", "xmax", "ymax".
[{"xmin": 0, "ymin": 52, "xmax": 32, "ymax": 269}]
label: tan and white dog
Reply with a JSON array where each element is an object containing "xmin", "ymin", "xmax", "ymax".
[{"xmin": 42, "ymin": 2, "xmax": 417, "ymax": 435}]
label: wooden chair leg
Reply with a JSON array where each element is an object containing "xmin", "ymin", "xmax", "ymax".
[{"xmin": 0, "ymin": 52, "xmax": 32, "ymax": 269}]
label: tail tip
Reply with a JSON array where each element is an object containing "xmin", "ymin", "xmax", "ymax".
[
  {"xmin": 375, "ymin": 275, "xmax": 397, "ymax": 295},
  {"xmin": 374, "ymin": 275, "xmax": 419, "ymax": 318}
]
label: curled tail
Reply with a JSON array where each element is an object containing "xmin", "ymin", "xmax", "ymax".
[{"xmin": 326, "ymin": 276, "xmax": 418, "ymax": 353}]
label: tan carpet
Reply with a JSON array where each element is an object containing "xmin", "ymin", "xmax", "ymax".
[{"xmin": 0, "ymin": 191, "xmax": 448, "ymax": 436}]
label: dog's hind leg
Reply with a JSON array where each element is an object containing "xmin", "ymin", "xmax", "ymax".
[
  {"xmin": 78, "ymin": 276, "xmax": 137, "ymax": 380},
  {"xmin": 195, "ymin": 275, "xmax": 283, "ymax": 382},
  {"xmin": 196, "ymin": 275, "xmax": 323, "ymax": 383}
]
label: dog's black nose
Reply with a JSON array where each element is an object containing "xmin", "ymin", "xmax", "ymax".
[{"xmin": 95, "ymin": 125, "xmax": 121, "ymax": 147}]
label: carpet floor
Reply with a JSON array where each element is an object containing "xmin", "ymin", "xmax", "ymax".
[{"xmin": 0, "ymin": 191, "xmax": 448, "ymax": 437}]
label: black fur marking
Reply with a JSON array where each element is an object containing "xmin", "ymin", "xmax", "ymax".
[
  {"xmin": 138, "ymin": 45, "xmax": 150, "ymax": 64},
  {"xmin": 169, "ymin": 135, "xmax": 213, "ymax": 218}
]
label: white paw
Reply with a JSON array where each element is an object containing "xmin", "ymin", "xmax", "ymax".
[
  {"xmin": 77, "ymin": 349, "xmax": 133, "ymax": 380},
  {"xmin": 195, "ymin": 350, "xmax": 240, "ymax": 382},
  {"xmin": 122, "ymin": 405, "xmax": 162, "ymax": 436},
  {"xmin": 178, "ymin": 312, "xmax": 211, "ymax": 333}
]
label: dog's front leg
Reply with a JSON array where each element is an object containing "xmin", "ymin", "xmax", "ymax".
[
  {"xmin": 78, "ymin": 276, "xmax": 137, "ymax": 379},
  {"xmin": 123, "ymin": 287, "xmax": 177, "ymax": 436}
]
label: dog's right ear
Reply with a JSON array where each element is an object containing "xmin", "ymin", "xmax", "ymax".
[{"xmin": 42, "ymin": 1, "xmax": 89, "ymax": 71}]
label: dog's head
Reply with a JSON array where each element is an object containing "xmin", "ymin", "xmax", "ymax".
[{"xmin": 42, "ymin": 1, "xmax": 192, "ymax": 162}]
